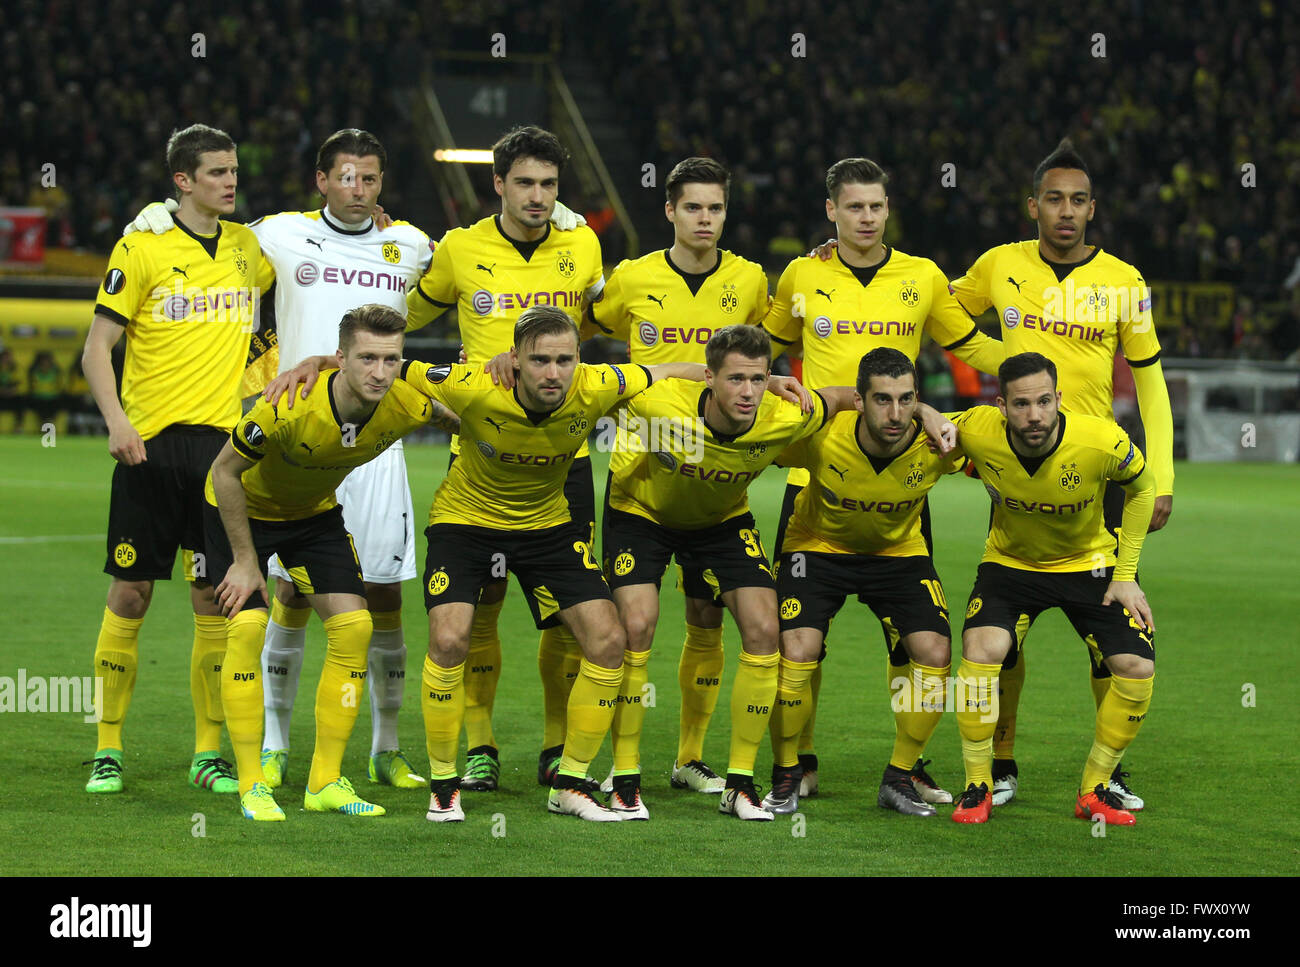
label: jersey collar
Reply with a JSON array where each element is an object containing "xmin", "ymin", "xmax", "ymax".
[
  {"xmin": 320, "ymin": 208, "xmax": 374, "ymax": 236},
  {"xmin": 173, "ymin": 216, "xmax": 222, "ymax": 260},
  {"xmin": 1036, "ymin": 243, "xmax": 1101, "ymax": 282},
  {"xmin": 854, "ymin": 414, "xmax": 920, "ymax": 474},
  {"xmin": 495, "ymin": 215, "xmax": 550, "ymax": 262},
  {"xmin": 326, "ymin": 371, "xmax": 377, "ymax": 435},
  {"xmin": 512, "ymin": 385, "xmax": 563, "ymax": 425},
  {"xmin": 1006, "ymin": 411, "xmax": 1066, "ymax": 476},
  {"xmin": 664, "ymin": 249, "xmax": 723, "ymax": 296},
  {"xmin": 836, "ymin": 245, "xmax": 891, "ymax": 287},
  {"xmin": 697, "ymin": 387, "xmax": 756, "ymax": 443}
]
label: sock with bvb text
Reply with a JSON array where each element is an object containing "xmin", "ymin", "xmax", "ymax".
[
  {"xmin": 93, "ymin": 607, "xmax": 141, "ymax": 752},
  {"xmin": 1082, "ymin": 673, "xmax": 1153, "ymax": 793},
  {"xmin": 261, "ymin": 598, "xmax": 309, "ymax": 750},
  {"xmin": 223, "ymin": 610, "xmax": 270, "ymax": 794},
  {"xmin": 191, "ymin": 614, "xmax": 228, "ymax": 754},
  {"xmin": 367, "ymin": 609, "xmax": 406, "ymax": 755},
  {"xmin": 770, "ymin": 656, "xmax": 817, "ymax": 769},
  {"xmin": 956, "ymin": 658, "xmax": 1001, "ymax": 793},
  {"xmin": 727, "ymin": 650, "xmax": 779, "ymax": 777},
  {"xmin": 558, "ymin": 659, "xmax": 623, "ymax": 779},
  {"xmin": 307, "ymin": 610, "xmax": 373, "ymax": 793},
  {"xmin": 611, "ymin": 648, "xmax": 651, "ymax": 774},
  {"xmin": 422, "ymin": 655, "xmax": 465, "ymax": 780},
  {"xmin": 463, "ymin": 597, "xmax": 503, "ymax": 751},
  {"xmin": 676, "ymin": 623, "xmax": 724, "ymax": 765}
]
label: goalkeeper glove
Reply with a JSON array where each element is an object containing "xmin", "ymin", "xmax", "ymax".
[
  {"xmin": 549, "ymin": 200, "xmax": 587, "ymax": 231},
  {"xmin": 123, "ymin": 198, "xmax": 179, "ymax": 236}
]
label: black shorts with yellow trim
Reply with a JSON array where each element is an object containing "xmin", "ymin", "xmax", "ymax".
[
  {"xmin": 961, "ymin": 562, "xmax": 1155, "ymax": 664},
  {"xmin": 423, "ymin": 521, "xmax": 611, "ymax": 629},
  {"xmin": 602, "ymin": 507, "xmax": 775, "ymax": 595},
  {"xmin": 202, "ymin": 503, "xmax": 365, "ymax": 613},
  {"xmin": 776, "ymin": 552, "xmax": 951, "ymax": 663},
  {"xmin": 104, "ymin": 424, "xmax": 225, "ymax": 582}
]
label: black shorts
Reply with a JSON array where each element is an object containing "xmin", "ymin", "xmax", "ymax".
[
  {"xmin": 776, "ymin": 552, "xmax": 950, "ymax": 661},
  {"xmin": 202, "ymin": 503, "xmax": 365, "ymax": 613},
  {"xmin": 961, "ymin": 562, "xmax": 1155, "ymax": 663},
  {"xmin": 602, "ymin": 507, "xmax": 775, "ymax": 595},
  {"xmin": 423, "ymin": 521, "xmax": 611, "ymax": 628},
  {"xmin": 103, "ymin": 425, "xmax": 225, "ymax": 582}
]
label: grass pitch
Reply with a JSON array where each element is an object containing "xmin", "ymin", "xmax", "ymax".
[{"xmin": 0, "ymin": 436, "xmax": 1295, "ymax": 876}]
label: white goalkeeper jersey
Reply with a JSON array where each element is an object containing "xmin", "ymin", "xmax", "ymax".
[{"xmin": 248, "ymin": 209, "xmax": 435, "ymax": 373}]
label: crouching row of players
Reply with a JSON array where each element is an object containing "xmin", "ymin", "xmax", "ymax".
[{"xmin": 207, "ymin": 305, "xmax": 1156, "ymax": 826}]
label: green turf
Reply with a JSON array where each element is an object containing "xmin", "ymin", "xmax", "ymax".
[{"xmin": 1, "ymin": 436, "xmax": 1296, "ymax": 875}]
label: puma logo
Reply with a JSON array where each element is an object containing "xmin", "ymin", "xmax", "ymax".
[
  {"xmin": 647, "ymin": 294, "xmax": 667, "ymax": 309},
  {"xmin": 828, "ymin": 463, "xmax": 847, "ymax": 481},
  {"xmin": 476, "ymin": 263, "xmax": 495, "ymax": 276},
  {"xmin": 1008, "ymin": 277, "xmax": 1025, "ymax": 293}
]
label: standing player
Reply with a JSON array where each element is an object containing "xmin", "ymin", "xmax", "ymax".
[
  {"xmin": 600, "ymin": 326, "xmax": 852, "ymax": 821},
  {"xmin": 405, "ymin": 126, "xmax": 604, "ymax": 793},
  {"xmin": 761, "ymin": 158, "xmax": 1004, "ymax": 800},
  {"xmin": 583, "ymin": 157, "xmax": 769, "ymax": 794},
  {"xmin": 945, "ymin": 353, "xmax": 1155, "ymax": 825},
  {"xmin": 206, "ymin": 305, "xmax": 460, "ymax": 820},
  {"xmin": 127, "ymin": 129, "xmax": 436, "ymax": 792},
  {"xmin": 763, "ymin": 349, "xmax": 963, "ymax": 817},
  {"xmin": 82, "ymin": 124, "xmax": 263, "ymax": 795},
  {"xmin": 409, "ymin": 306, "xmax": 721, "ymax": 821},
  {"xmin": 948, "ymin": 139, "xmax": 1173, "ymax": 809}
]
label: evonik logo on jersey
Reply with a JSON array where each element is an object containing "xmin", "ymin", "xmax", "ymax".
[
  {"xmin": 637, "ymin": 323, "xmax": 718, "ymax": 347},
  {"xmin": 983, "ymin": 481, "xmax": 1095, "ymax": 515},
  {"xmin": 293, "ymin": 261, "xmax": 409, "ymax": 292},
  {"xmin": 149, "ymin": 278, "xmax": 257, "ymax": 330},
  {"xmin": 810, "ymin": 317, "xmax": 917, "ymax": 339},
  {"xmin": 1001, "ymin": 305, "xmax": 1106, "ymax": 343},
  {"xmin": 470, "ymin": 288, "xmax": 583, "ymax": 315}
]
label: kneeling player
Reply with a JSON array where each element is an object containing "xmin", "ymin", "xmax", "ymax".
[
  {"xmin": 414, "ymin": 306, "xmax": 732, "ymax": 822},
  {"xmin": 600, "ymin": 326, "xmax": 906, "ymax": 821},
  {"xmin": 765, "ymin": 348, "xmax": 963, "ymax": 817},
  {"xmin": 207, "ymin": 304, "xmax": 458, "ymax": 821},
  {"xmin": 948, "ymin": 352, "xmax": 1155, "ymax": 825}
]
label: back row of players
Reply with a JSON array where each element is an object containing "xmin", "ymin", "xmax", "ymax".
[{"xmin": 83, "ymin": 121, "xmax": 1172, "ymax": 824}]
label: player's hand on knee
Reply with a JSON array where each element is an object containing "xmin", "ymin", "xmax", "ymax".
[
  {"xmin": 217, "ymin": 560, "xmax": 263, "ymax": 617},
  {"xmin": 1148, "ymin": 495, "xmax": 1173, "ymax": 532},
  {"xmin": 108, "ymin": 418, "xmax": 147, "ymax": 465},
  {"xmin": 1102, "ymin": 580, "xmax": 1154, "ymax": 634},
  {"xmin": 766, "ymin": 375, "xmax": 812, "ymax": 412},
  {"xmin": 483, "ymin": 351, "xmax": 517, "ymax": 388}
]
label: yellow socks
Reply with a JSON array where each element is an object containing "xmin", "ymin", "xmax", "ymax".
[
  {"xmin": 307, "ymin": 610, "xmax": 372, "ymax": 793},
  {"xmin": 558, "ymin": 659, "xmax": 623, "ymax": 779},
  {"xmin": 1090, "ymin": 670, "xmax": 1112, "ymax": 709},
  {"xmin": 993, "ymin": 647, "xmax": 1026, "ymax": 760},
  {"xmin": 676, "ymin": 623, "xmax": 724, "ymax": 764},
  {"xmin": 191, "ymin": 614, "xmax": 227, "ymax": 754},
  {"xmin": 421, "ymin": 655, "xmax": 465, "ymax": 780},
  {"xmin": 92, "ymin": 606, "xmax": 141, "ymax": 751},
  {"xmin": 1082, "ymin": 673, "xmax": 1153, "ymax": 793},
  {"xmin": 223, "ymin": 609, "xmax": 270, "ymax": 794},
  {"xmin": 889, "ymin": 661, "xmax": 949, "ymax": 771},
  {"xmin": 463, "ymin": 597, "xmax": 502, "ymax": 751},
  {"xmin": 538, "ymin": 623, "xmax": 581, "ymax": 750},
  {"xmin": 956, "ymin": 658, "xmax": 1001, "ymax": 792},
  {"xmin": 728, "ymin": 650, "xmax": 779, "ymax": 776},
  {"xmin": 611, "ymin": 649, "xmax": 651, "ymax": 773},
  {"xmin": 770, "ymin": 656, "xmax": 817, "ymax": 769},
  {"xmin": 797, "ymin": 661, "xmax": 822, "ymax": 758}
]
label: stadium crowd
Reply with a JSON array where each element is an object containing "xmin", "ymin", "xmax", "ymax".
[{"xmin": 4, "ymin": 0, "xmax": 1298, "ymax": 359}]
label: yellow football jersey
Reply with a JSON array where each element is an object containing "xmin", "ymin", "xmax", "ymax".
[
  {"xmin": 777, "ymin": 410, "xmax": 965, "ymax": 556},
  {"xmin": 406, "ymin": 215, "xmax": 603, "ymax": 362},
  {"xmin": 586, "ymin": 249, "xmax": 768, "ymax": 365},
  {"xmin": 608, "ymin": 380, "xmax": 828, "ymax": 530},
  {"xmin": 763, "ymin": 247, "xmax": 1002, "ymax": 488},
  {"xmin": 407, "ymin": 360, "xmax": 651, "ymax": 529},
  {"xmin": 953, "ymin": 406, "xmax": 1149, "ymax": 574},
  {"xmin": 95, "ymin": 220, "xmax": 265, "ymax": 440},
  {"xmin": 948, "ymin": 240, "xmax": 1172, "ymax": 495},
  {"xmin": 206, "ymin": 370, "xmax": 434, "ymax": 521}
]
